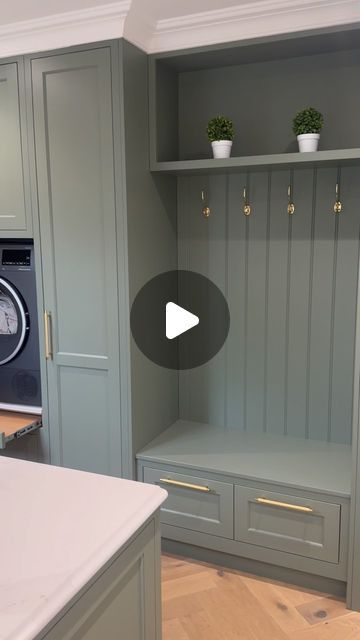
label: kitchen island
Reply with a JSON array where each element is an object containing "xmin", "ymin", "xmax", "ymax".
[{"xmin": 0, "ymin": 457, "xmax": 167, "ymax": 640}]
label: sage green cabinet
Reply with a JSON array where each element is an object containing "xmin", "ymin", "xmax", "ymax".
[
  {"xmin": 39, "ymin": 519, "xmax": 161, "ymax": 640},
  {"xmin": 24, "ymin": 39, "xmax": 173, "ymax": 478},
  {"xmin": 30, "ymin": 47, "xmax": 123, "ymax": 476},
  {"xmin": 0, "ymin": 59, "xmax": 32, "ymax": 236}
]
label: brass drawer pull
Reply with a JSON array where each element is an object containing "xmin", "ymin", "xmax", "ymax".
[
  {"xmin": 44, "ymin": 311, "xmax": 53, "ymax": 360},
  {"xmin": 159, "ymin": 478, "xmax": 211, "ymax": 493},
  {"xmin": 256, "ymin": 497, "xmax": 313, "ymax": 513}
]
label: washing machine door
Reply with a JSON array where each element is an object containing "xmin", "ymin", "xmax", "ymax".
[{"xmin": 0, "ymin": 278, "xmax": 29, "ymax": 365}]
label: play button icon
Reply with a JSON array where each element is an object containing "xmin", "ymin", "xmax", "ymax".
[
  {"xmin": 130, "ymin": 270, "xmax": 230, "ymax": 370},
  {"xmin": 166, "ymin": 302, "xmax": 199, "ymax": 340}
]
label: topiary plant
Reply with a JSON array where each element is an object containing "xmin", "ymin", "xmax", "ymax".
[
  {"xmin": 207, "ymin": 115, "xmax": 235, "ymax": 142},
  {"xmin": 292, "ymin": 107, "xmax": 324, "ymax": 136}
]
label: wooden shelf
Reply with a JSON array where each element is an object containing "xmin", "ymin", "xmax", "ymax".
[
  {"xmin": 0, "ymin": 410, "xmax": 42, "ymax": 449},
  {"xmin": 137, "ymin": 420, "xmax": 351, "ymax": 498},
  {"xmin": 151, "ymin": 148, "xmax": 360, "ymax": 176}
]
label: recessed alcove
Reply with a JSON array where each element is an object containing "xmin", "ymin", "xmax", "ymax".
[{"xmin": 150, "ymin": 26, "xmax": 360, "ymax": 166}]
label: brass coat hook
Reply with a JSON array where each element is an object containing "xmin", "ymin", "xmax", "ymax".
[
  {"xmin": 243, "ymin": 186, "xmax": 251, "ymax": 217},
  {"xmin": 201, "ymin": 189, "xmax": 211, "ymax": 218},
  {"xmin": 287, "ymin": 184, "xmax": 295, "ymax": 215},
  {"xmin": 334, "ymin": 182, "xmax": 342, "ymax": 214}
]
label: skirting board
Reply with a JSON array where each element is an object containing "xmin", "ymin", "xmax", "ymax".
[{"xmin": 162, "ymin": 538, "xmax": 346, "ymax": 599}]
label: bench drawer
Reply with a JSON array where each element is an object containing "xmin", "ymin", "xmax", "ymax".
[
  {"xmin": 143, "ymin": 466, "xmax": 234, "ymax": 539},
  {"xmin": 234, "ymin": 486, "xmax": 340, "ymax": 563}
]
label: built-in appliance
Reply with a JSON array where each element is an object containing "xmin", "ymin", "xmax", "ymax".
[{"xmin": 0, "ymin": 241, "xmax": 41, "ymax": 412}]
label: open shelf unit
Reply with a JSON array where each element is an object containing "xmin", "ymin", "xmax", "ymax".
[
  {"xmin": 150, "ymin": 26, "xmax": 360, "ymax": 166},
  {"xmin": 151, "ymin": 149, "xmax": 360, "ymax": 175},
  {"xmin": 137, "ymin": 23, "xmax": 360, "ymax": 605}
]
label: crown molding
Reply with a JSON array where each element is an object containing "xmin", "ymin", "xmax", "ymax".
[
  {"xmin": 0, "ymin": 0, "xmax": 358, "ymax": 59},
  {"xmin": 123, "ymin": 9, "xmax": 153, "ymax": 53},
  {"xmin": 0, "ymin": 1, "xmax": 131, "ymax": 58},
  {"xmin": 149, "ymin": 0, "xmax": 360, "ymax": 53}
]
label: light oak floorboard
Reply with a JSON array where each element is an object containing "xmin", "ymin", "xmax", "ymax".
[
  {"xmin": 296, "ymin": 596, "xmax": 349, "ymax": 626},
  {"xmin": 162, "ymin": 554, "xmax": 360, "ymax": 640},
  {"xmin": 162, "ymin": 557, "xmax": 210, "ymax": 582},
  {"xmin": 162, "ymin": 570, "xmax": 218, "ymax": 602},
  {"xmin": 163, "ymin": 619, "xmax": 190, "ymax": 640}
]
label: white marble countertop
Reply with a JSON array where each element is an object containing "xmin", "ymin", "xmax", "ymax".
[{"xmin": 0, "ymin": 457, "xmax": 167, "ymax": 640}]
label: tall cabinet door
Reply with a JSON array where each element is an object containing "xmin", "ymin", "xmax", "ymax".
[
  {"xmin": 31, "ymin": 47, "xmax": 123, "ymax": 476},
  {"xmin": 0, "ymin": 60, "xmax": 32, "ymax": 235}
]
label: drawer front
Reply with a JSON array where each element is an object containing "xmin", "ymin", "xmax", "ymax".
[
  {"xmin": 143, "ymin": 467, "xmax": 234, "ymax": 538},
  {"xmin": 234, "ymin": 486, "xmax": 340, "ymax": 563}
]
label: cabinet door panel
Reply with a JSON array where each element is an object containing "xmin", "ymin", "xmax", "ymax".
[
  {"xmin": 0, "ymin": 61, "xmax": 30, "ymax": 233},
  {"xmin": 42, "ymin": 520, "xmax": 160, "ymax": 640},
  {"xmin": 235, "ymin": 485, "xmax": 341, "ymax": 563},
  {"xmin": 31, "ymin": 48, "xmax": 122, "ymax": 476},
  {"xmin": 144, "ymin": 465, "xmax": 234, "ymax": 538}
]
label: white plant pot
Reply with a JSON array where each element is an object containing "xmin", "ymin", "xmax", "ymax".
[
  {"xmin": 297, "ymin": 133, "xmax": 320, "ymax": 152},
  {"xmin": 211, "ymin": 140, "xmax": 233, "ymax": 159}
]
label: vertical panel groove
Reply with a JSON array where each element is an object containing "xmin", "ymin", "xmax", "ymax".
[
  {"xmin": 243, "ymin": 212, "xmax": 250, "ymax": 431},
  {"xmin": 263, "ymin": 172, "xmax": 272, "ymax": 433},
  {"xmin": 328, "ymin": 217, "xmax": 339, "ymax": 441},
  {"xmin": 328, "ymin": 170, "xmax": 341, "ymax": 441},
  {"xmin": 224, "ymin": 175, "xmax": 229, "ymax": 427},
  {"xmin": 182, "ymin": 178, "xmax": 191, "ymax": 419},
  {"xmin": 305, "ymin": 169, "xmax": 317, "ymax": 439},
  {"xmin": 284, "ymin": 191, "xmax": 293, "ymax": 437}
]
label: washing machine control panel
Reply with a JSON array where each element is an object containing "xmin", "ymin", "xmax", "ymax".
[{"xmin": 1, "ymin": 250, "xmax": 31, "ymax": 267}]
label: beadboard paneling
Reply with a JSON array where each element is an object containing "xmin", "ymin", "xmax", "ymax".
[
  {"xmin": 286, "ymin": 168, "xmax": 314, "ymax": 438},
  {"xmin": 179, "ymin": 175, "xmax": 228, "ymax": 425},
  {"xmin": 265, "ymin": 170, "xmax": 289, "ymax": 435},
  {"xmin": 330, "ymin": 167, "xmax": 360, "ymax": 443},
  {"xmin": 178, "ymin": 166, "xmax": 360, "ymax": 444},
  {"xmin": 226, "ymin": 172, "xmax": 247, "ymax": 429}
]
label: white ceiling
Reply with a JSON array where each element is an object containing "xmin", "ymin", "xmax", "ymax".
[{"xmin": 0, "ymin": 0, "xmax": 359, "ymax": 58}]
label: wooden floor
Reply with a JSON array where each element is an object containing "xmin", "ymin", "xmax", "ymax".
[{"xmin": 162, "ymin": 554, "xmax": 360, "ymax": 639}]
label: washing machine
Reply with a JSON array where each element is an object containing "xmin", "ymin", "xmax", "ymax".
[{"xmin": 0, "ymin": 241, "xmax": 41, "ymax": 412}]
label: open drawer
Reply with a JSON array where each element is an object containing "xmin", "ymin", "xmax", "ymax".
[{"xmin": 0, "ymin": 410, "xmax": 42, "ymax": 449}]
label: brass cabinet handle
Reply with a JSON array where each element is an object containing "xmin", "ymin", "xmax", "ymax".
[
  {"xmin": 44, "ymin": 311, "xmax": 53, "ymax": 360},
  {"xmin": 256, "ymin": 497, "xmax": 313, "ymax": 513},
  {"xmin": 159, "ymin": 478, "xmax": 211, "ymax": 493}
]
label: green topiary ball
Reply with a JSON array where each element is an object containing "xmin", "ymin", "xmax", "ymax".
[
  {"xmin": 207, "ymin": 116, "xmax": 235, "ymax": 142},
  {"xmin": 292, "ymin": 107, "xmax": 324, "ymax": 136}
]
